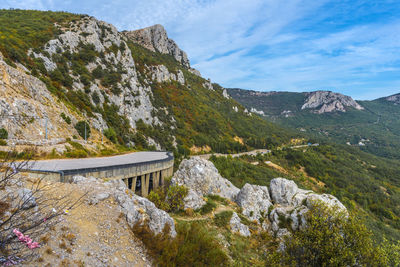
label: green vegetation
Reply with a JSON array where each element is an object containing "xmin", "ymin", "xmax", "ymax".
[
  {"xmin": 0, "ymin": 128, "xmax": 8, "ymax": 139},
  {"xmin": 60, "ymin": 112, "xmax": 71, "ymax": 124},
  {"xmin": 0, "ymin": 9, "xmax": 82, "ymax": 67},
  {"xmin": 0, "ymin": 139, "xmax": 7, "ymax": 146},
  {"xmin": 210, "ymin": 145, "xmax": 400, "ymax": 242},
  {"xmin": 132, "ymin": 221, "xmax": 228, "ymax": 267},
  {"xmin": 274, "ymin": 202, "xmax": 388, "ymax": 266},
  {"xmin": 74, "ymin": 121, "xmax": 90, "ymax": 139},
  {"xmin": 147, "ymin": 178, "xmax": 189, "ymax": 212},
  {"xmin": 214, "ymin": 211, "xmax": 233, "ymax": 228},
  {"xmin": 198, "ymin": 198, "xmax": 217, "ymax": 215}
]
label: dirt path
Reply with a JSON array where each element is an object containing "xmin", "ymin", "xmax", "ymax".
[{"xmin": 173, "ymin": 205, "xmax": 235, "ymax": 222}]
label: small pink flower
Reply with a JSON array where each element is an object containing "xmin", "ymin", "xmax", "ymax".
[{"xmin": 13, "ymin": 228, "xmax": 40, "ymax": 250}]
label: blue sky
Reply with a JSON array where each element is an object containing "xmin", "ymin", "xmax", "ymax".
[{"xmin": 2, "ymin": 0, "xmax": 400, "ymax": 100}]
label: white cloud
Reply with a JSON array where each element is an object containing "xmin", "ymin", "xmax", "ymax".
[{"xmin": 1, "ymin": 0, "xmax": 400, "ymax": 99}]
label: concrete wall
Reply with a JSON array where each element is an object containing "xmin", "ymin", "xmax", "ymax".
[{"xmin": 26, "ymin": 153, "xmax": 174, "ymax": 197}]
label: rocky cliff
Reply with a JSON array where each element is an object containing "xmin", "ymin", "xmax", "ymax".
[
  {"xmin": 124, "ymin": 24, "xmax": 190, "ymax": 69},
  {"xmin": 0, "ymin": 10, "xmax": 285, "ymax": 157},
  {"xmin": 302, "ymin": 91, "xmax": 364, "ymax": 113}
]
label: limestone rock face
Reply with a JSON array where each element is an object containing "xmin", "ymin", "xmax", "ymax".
[
  {"xmin": 125, "ymin": 24, "xmax": 190, "ymax": 68},
  {"xmin": 172, "ymin": 157, "xmax": 239, "ymax": 201},
  {"xmin": 269, "ymin": 178, "xmax": 299, "ymax": 206},
  {"xmin": 114, "ymin": 191, "xmax": 177, "ymax": 237},
  {"xmin": 236, "ymin": 183, "xmax": 272, "ymax": 221},
  {"xmin": 151, "ymin": 65, "xmax": 185, "ymax": 85},
  {"xmin": 230, "ymin": 212, "xmax": 250, "ymax": 237},
  {"xmin": 183, "ymin": 189, "xmax": 206, "ymax": 210},
  {"xmin": 71, "ymin": 175, "xmax": 177, "ymax": 237},
  {"xmin": 385, "ymin": 93, "xmax": 400, "ymax": 105},
  {"xmin": 301, "ymin": 91, "xmax": 364, "ymax": 113},
  {"xmin": 306, "ymin": 193, "xmax": 347, "ymax": 212},
  {"xmin": 31, "ymin": 16, "xmax": 163, "ymax": 132}
]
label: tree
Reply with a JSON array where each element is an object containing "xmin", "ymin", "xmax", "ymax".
[
  {"xmin": 279, "ymin": 201, "xmax": 387, "ymax": 266},
  {"xmin": 74, "ymin": 121, "xmax": 91, "ymax": 140}
]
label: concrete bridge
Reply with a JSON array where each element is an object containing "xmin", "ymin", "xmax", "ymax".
[{"xmin": 26, "ymin": 151, "xmax": 174, "ymax": 197}]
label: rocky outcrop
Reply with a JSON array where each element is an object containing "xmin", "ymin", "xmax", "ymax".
[
  {"xmin": 230, "ymin": 212, "xmax": 250, "ymax": 237},
  {"xmin": 151, "ymin": 65, "xmax": 185, "ymax": 85},
  {"xmin": 172, "ymin": 157, "xmax": 240, "ymax": 201},
  {"xmin": 71, "ymin": 175, "xmax": 176, "ymax": 237},
  {"xmin": 0, "ymin": 52, "xmax": 78, "ymax": 140},
  {"xmin": 31, "ymin": 16, "xmax": 163, "ymax": 132},
  {"xmin": 125, "ymin": 24, "xmax": 190, "ymax": 68},
  {"xmin": 236, "ymin": 183, "xmax": 272, "ymax": 221},
  {"xmin": 172, "ymin": 159, "xmax": 347, "ymax": 240},
  {"xmin": 301, "ymin": 91, "xmax": 364, "ymax": 113},
  {"xmin": 183, "ymin": 188, "xmax": 206, "ymax": 210},
  {"xmin": 385, "ymin": 93, "xmax": 400, "ymax": 105}
]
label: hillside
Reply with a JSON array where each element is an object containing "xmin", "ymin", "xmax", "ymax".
[
  {"xmin": 0, "ymin": 10, "xmax": 291, "ymax": 161},
  {"xmin": 228, "ymin": 88, "xmax": 400, "ymax": 159}
]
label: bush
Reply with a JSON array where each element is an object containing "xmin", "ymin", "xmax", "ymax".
[
  {"xmin": 277, "ymin": 202, "xmax": 387, "ymax": 266},
  {"xmin": 60, "ymin": 112, "xmax": 71, "ymax": 124},
  {"xmin": 214, "ymin": 211, "xmax": 233, "ymax": 228},
  {"xmin": 147, "ymin": 182, "xmax": 188, "ymax": 212},
  {"xmin": 74, "ymin": 121, "xmax": 91, "ymax": 139},
  {"xmin": 198, "ymin": 198, "xmax": 217, "ymax": 215},
  {"xmin": 132, "ymin": 221, "xmax": 228, "ymax": 267},
  {"xmin": 0, "ymin": 139, "xmax": 7, "ymax": 146},
  {"xmin": 0, "ymin": 128, "xmax": 8, "ymax": 139},
  {"xmin": 104, "ymin": 128, "xmax": 117, "ymax": 143}
]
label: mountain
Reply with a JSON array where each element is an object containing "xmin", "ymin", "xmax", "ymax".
[
  {"xmin": 228, "ymin": 88, "xmax": 400, "ymax": 159},
  {"xmin": 0, "ymin": 9, "xmax": 399, "ymax": 265},
  {"xmin": 0, "ymin": 10, "xmax": 290, "ymax": 159},
  {"xmin": 228, "ymin": 89, "xmax": 363, "ymax": 116}
]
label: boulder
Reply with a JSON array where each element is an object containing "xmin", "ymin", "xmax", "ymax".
[
  {"xmin": 269, "ymin": 178, "xmax": 298, "ymax": 205},
  {"xmin": 306, "ymin": 193, "xmax": 347, "ymax": 213},
  {"xmin": 172, "ymin": 157, "xmax": 239, "ymax": 201},
  {"xmin": 230, "ymin": 212, "xmax": 250, "ymax": 237},
  {"xmin": 114, "ymin": 191, "xmax": 177, "ymax": 237},
  {"xmin": 183, "ymin": 189, "xmax": 206, "ymax": 210},
  {"xmin": 236, "ymin": 183, "xmax": 272, "ymax": 221}
]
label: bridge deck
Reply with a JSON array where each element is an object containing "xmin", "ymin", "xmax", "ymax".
[{"xmin": 29, "ymin": 151, "xmax": 171, "ymax": 172}]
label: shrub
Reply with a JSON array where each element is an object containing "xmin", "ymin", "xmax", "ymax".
[
  {"xmin": 198, "ymin": 198, "xmax": 217, "ymax": 215},
  {"xmin": 132, "ymin": 221, "xmax": 228, "ymax": 267},
  {"xmin": 60, "ymin": 112, "xmax": 71, "ymax": 124},
  {"xmin": 147, "ymin": 182, "xmax": 188, "ymax": 213},
  {"xmin": 74, "ymin": 121, "xmax": 91, "ymax": 139},
  {"xmin": 91, "ymin": 91, "xmax": 100, "ymax": 105},
  {"xmin": 214, "ymin": 211, "xmax": 233, "ymax": 228},
  {"xmin": 104, "ymin": 128, "xmax": 117, "ymax": 143},
  {"xmin": 278, "ymin": 202, "xmax": 387, "ymax": 266},
  {"xmin": 0, "ymin": 128, "xmax": 8, "ymax": 139},
  {"xmin": 0, "ymin": 139, "xmax": 7, "ymax": 146}
]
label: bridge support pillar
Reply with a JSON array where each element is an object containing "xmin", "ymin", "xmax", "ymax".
[
  {"xmin": 154, "ymin": 171, "xmax": 160, "ymax": 189},
  {"xmin": 131, "ymin": 176, "xmax": 137, "ymax": 191},
  {"xmin": 141, "ymin": 175, "xmax": 147, "ymax": 197}
]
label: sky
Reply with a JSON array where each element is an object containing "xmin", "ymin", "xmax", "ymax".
[{"xmin": 2, "ymin": 0, "xmax": 400, "ymax": 100}]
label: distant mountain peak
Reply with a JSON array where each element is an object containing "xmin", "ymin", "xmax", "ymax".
[
  {"xmin": 385, "ymin": 93, "xmax": 400, "ymax": 104},
  {"xmin": 124, "ymin": 24, "xmax": 190, "ymax": 68},
  {"xmin": 301, "ymin": 91, "xmax": 364, "ymax": 113}
]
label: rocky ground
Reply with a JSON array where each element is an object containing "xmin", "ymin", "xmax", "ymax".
[{"xmin": 21, "ymin": 180, "xmax": 153, "ymax": 267}]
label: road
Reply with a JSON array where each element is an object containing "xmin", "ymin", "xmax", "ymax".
[
  {"xmin": 193, "ymin": 143, "xmax": 319, "ymax": 160},
  {"xmin": 29, "ymin": 151, "xmax": 171, "ymax": 172},
  {"xmin": 193, "ymin": 149, "xmax": 271, "ymax": 160}
]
